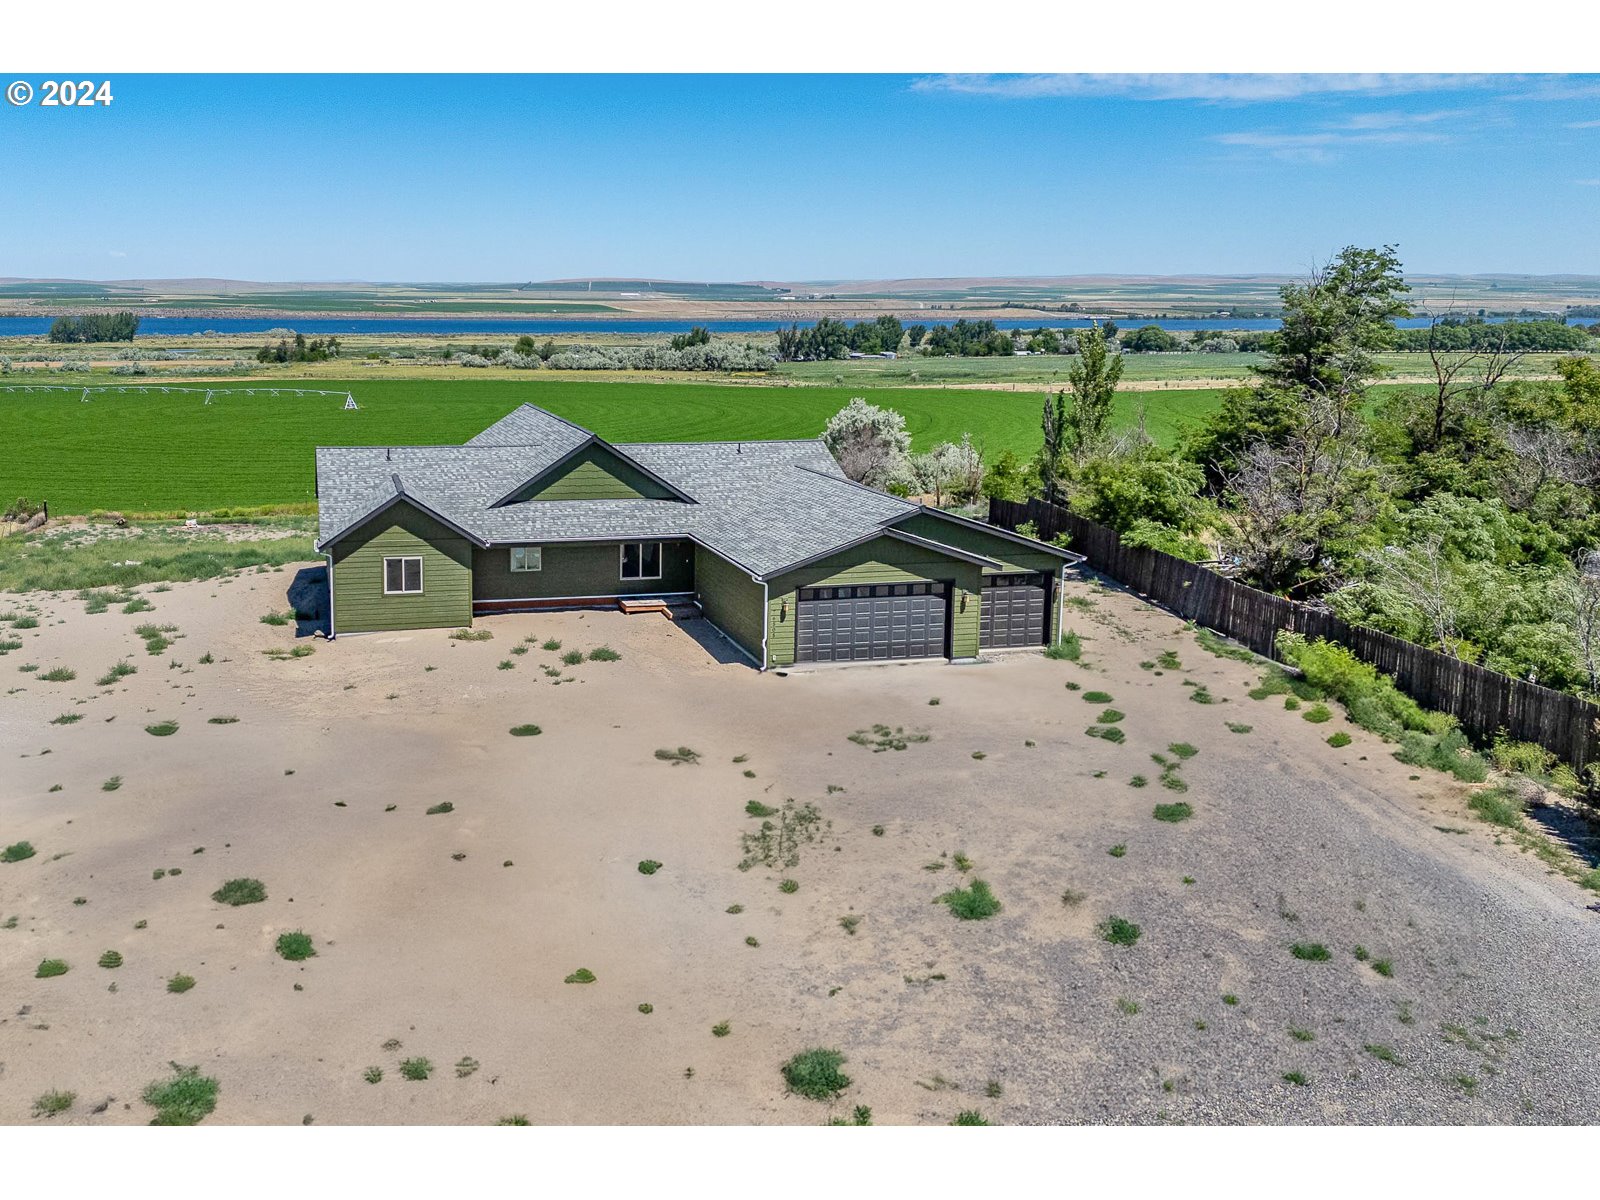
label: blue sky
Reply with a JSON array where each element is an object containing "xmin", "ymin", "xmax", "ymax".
[{"xmin": 2, "ymin": 73, "xmax": 1597, "ymax": 280}]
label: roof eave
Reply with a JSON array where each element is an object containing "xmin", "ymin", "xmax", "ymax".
[{"xmin": 899, "ymin": 504, "xmax": 1086, "ymax": 563}]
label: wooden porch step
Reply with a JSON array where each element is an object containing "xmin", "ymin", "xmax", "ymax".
[{"xmin": 618, "ymin": 598, "xmax": 672, "ymax": 615}]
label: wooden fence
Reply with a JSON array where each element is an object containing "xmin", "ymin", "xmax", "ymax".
[{"xmin": 990, "ymin": 497, "xmax": 1600, "ymax": 775}]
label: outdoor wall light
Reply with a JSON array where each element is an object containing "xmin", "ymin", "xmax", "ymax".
[{"xmin": 779, "ymin": 600, "xmax": 788, "ymax": 622}]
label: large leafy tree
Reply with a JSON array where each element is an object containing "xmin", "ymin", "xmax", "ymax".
[{"xmin": 1207, "ymin": 246, "xmax": 1412, "ymax": 594}]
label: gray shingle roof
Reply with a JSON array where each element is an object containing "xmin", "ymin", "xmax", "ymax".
[{"xmin": 316, "ymin": 404, "xmax": 921, "ymax": 578}]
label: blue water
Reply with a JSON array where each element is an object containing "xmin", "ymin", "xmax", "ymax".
[{"xmin": 0, "ymin": 314, "xmax": 1585, "ymax": 338}]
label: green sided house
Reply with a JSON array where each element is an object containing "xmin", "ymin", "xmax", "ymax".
[{"xmin": 314, "ymin": 404, "xmax": 1081, "ymax": 669}]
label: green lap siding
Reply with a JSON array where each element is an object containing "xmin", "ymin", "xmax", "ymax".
[
  {"xmin": 892, "ymin": 511, "xmax": 1064, "ymax": 641},
  {"xmin": 694, "ymin": 546, "xmax": 765, "ymax": 663},
  {"xmin": 503, "ymin": 445, "xmax": 679, "ymax": 502},
  {"xmin": 329, "ymin": 502, "xmax": 473, "ymax": 633},
  {"xmin": 473, "ymin": 540, "xmax": 695, "ymax": 601},
  {"xmin": 764, "ymin": 535, "xmax": 984, "ymax": 666}
]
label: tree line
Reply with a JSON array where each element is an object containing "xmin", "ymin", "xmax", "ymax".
[
  {"xmin": 817, "ymin": 245, "xmax": 1600, "ymax": 705},
  {"xmin": 47, "ymin": 312, "xmax": 140, "ymax": 342},
  {"xmin": 256, "ymin": 333, "xmax": 342, "ymax": 363}
]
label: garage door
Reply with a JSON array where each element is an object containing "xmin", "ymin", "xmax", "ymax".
[
  {"xmin": 980, "ymin": 573, "xmax": 1051, "ymax": 648},
  {"xmin": 794, "ymin": 582, "xmax": 949, "ymax": 663}
]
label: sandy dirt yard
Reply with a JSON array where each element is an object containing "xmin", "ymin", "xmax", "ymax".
[{"xmin": 2, "ymin": 564, "xmax": 1599, "ymax": 1126}]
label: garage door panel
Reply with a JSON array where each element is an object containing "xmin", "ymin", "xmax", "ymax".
[
  {"xmin": 980, "ymin": 573, "xmax": 1050, "ymax": 649},
  {"xmin": 795, "ymin": 583, "xmax": 949, "ymax": 663}
]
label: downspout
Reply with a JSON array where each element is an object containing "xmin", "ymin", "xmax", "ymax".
[
  {"xmin": 1056, "ymin": 562, "xmax": 1066, "ymax": 647},
  {"xmin": 325, "ymin": 551, "xmax": 337, "ymax": 641},
  {"xmin": 759, "ymin": 579, "xmax": 770, "ymax": 671}
]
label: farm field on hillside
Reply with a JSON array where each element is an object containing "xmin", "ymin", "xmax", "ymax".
[
  {"xmin": 0, "ymin": 379, "xmax": 1230, "ymax": 514},
  {"xmin": 773, "ymin": 351, "xmax": 1575, "ymax": 388}
]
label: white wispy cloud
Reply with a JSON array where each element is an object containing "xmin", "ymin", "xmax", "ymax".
[
  {"xmin": 912, "ymin": 73, "xmax": 1515, "ymax": 103},
  {"xmin": 1213, "ymin": 127, "xmax": 1451, "ymax": 164},
  {"xmin": 1211, "ymin": 107, "xmax": 1484, "ymax": 163},
  {"xmin": 1576, "ymin": 178, "xmax": 1600, "ymax": 186},
  {"xmin": 1567, "ymin": 118, "xmax": 1600, "ymax": 128},
  {"xmin": 108, "ymin": 250, "xmax": 126, "ymax": 258},
  {"xmin": 1327, "ymin": 108, "xmax": 1472, "ymax": 130}
]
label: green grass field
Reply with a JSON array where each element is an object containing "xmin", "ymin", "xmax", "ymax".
[{"xmin": 2, "ymin": 377, "xmax": 1234, "ymax": 513}]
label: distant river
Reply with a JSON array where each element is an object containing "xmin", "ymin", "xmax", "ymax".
[{"xmin": 0, "ymin": 315, "xmax": 1585, "ymax": 338}]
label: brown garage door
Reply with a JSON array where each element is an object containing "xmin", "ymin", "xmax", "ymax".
[
  {"xmin": 794, "ymin": 582, "xmax": 949, "ymax": 663},
  {"xmin": 980, "ymin": 573, "xmax": 1051, "ymax": 648}
]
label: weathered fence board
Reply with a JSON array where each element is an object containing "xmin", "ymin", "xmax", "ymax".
[{"xmin": 990, "ymin": 497, "xmax": 1600, "ymax": 774}]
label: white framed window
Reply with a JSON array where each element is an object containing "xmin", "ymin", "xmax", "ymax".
[
  {"xmin": 510, "ymin": 546, "xmax": 543, "ymax": 573},
  {"xmin": 620, "ymin": 541, "xmax": 663, "ymax": 581},
  {"xmin": 383, "ymin": 555, "xmax": 423, "ymax": 595}
]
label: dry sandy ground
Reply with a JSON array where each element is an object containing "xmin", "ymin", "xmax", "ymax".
[{"xmin": 3, "ymin": 566, "xmax": 1599, "ymax": 1126}]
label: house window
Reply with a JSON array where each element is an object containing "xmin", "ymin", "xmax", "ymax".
[
  {"xmin": 383, "ymin": 556, "xmax": 423, "ymax": 595},
  {"xmin": 620, "ymin": 541, "xmax": 663, "ymax": 581},
  {"xmin": 510, "ymin": 546, "xmax": 542, "ymax": 573}
]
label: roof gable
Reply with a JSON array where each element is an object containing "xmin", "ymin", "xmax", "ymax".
[{"xmin": 493, "ymin": 439, "xmax": 690, "ymax": 505}]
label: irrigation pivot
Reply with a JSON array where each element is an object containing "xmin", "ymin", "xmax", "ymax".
[{"xmin": 0, "ymin": 384, "xmax": 358, "ymax": 407}]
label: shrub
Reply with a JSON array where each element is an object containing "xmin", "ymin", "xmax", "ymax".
[
  {"xmin": 450, "ymin": 628, "xmax": 493, "ymax": 641},
  {"xmin": 51, "ymin": 712, "xmax": 83, "ymax": 725},
  {"xmin": 33, "ymin": 1089, "xmax": 75, "ymax": 1118},
  {"xmin": 145, "ymin": 720, "xmax": 179, "ymax": 737},
  {"xmin": 3, "ymin": 841, "xmax": 36, "ymax": 863},
  {"xmin": 936, "ymin": 878, "xmax": 1002, "ymax": 920},
  {"xmin": 1276, "ymin": 634, "xmax": 1445, "ymax": 740},
  {"xmin": 275, "ymin": 931, "xmax": 315, "ymax": 961},
  {"xmin": 1085, "ymin": 725, "xmax": 1126, "ymax": 744},
  {"xmin": 561, "ymin": 650, "xmax": 585, "ymax": 666},
  {"xmin": 637, "ymin": 859, "xmax": 662, "ymax": 875},
  {"xmin": 508, "ymin": 724, "xmax": 541, "ymax": 737},
  {"xmin": 655, "ymin": 746, "xmax": 701, "ymax": 765},
  {"xmin": 1042, "ymin": 632, "xmax": 1082, "ymax": 661},
  {"xmin": 951, "ymin": 1110, "xmax": 990, "ymax": 1125},
  {"xmin": 363, "ymin": 1066, "xmax": 383, "ymax": 1084},
  {"xmin": 564, "ymin": 968, "xmax": 596, "ymax": 984},
  {"xmin": 1394, "ymin": 728, "xmax": 1488, "ymax": 782},
  {"xmin": 36, "ymin": 958, "xmax": 69, "ymax": 978},
  {"xmin": 1096, "ymin": 708, "xmax": 1126, "ymax": 724},
  {"xmin": 1098, "ymin": 916, "xmax": 1142, "ymax": 946},
  {"xmin": 1489, "ymin": 734, "xmax": 1557, "ymax": 778},
  {"xmin": 587, "ymin": 646, "xmax": 621, "ymax": 662},
  {"xmin": 781, "ymin": 1048, "xmax": 850, "ymax": 1099},
  {"xmin": 142, "ymin": 1065, "xmax": 219, "ymax": 1125},
  {"xmin": 1083, "ymin": 691, "xmax": 1114, "ymax": 704},
  {"xmin": 1468, "ymin": 784, "xmax": 1525, "ymax": 828},
  {"xmin": 40, "ymin": 667, "xmax": 77, "ymax": 682},
  {"xmin": 101, "ymin": 775, "xmax": 122, "ymax": 791},
  {"xmin": 779, "ymin": 878, "xmax": 798, "ymax": 893},
  {"xmin": 98, "ymin": 950, "xmax": 123, "ymax": 968},
  {"xmin": 712, "ymin": 1021, "xmax": 731, "ymax": 1038},
  {"xmin": 1153, "ymin": 802, "xmax": 1193, "ymax": 823},
  {"xmin": 167, "ymin": 973, "xmax": 196, "ymax": 993},
  {"xmin": 1327, "ymin": 731, "xmax": 1352, "ymax": 748},
  {"xmin": 744, "ymin": 799, "xmax": 777, "ymax": 817},
  {"xmin": 426, "ymin": 801, "xmax": 454, "ymax": 815},
  {"xmin": 1168, "ymin": 742, "xmax": 1198, "ymax": 759},
  {"xmin": 1291, "ymin": 942, "xmax": 1331, "ymax": 962},
  {"xmin": 1301, "ymin": 703, "xmax": 1333, "ymax": 724},
  {"xmin": 212, "ymin": 878, "xmax": 266, "ymax": 906},
  {"xmin": 1129, "ymin": 775, "xmax": 1148, "ymax": 788},
  {"xmin": 399, "ymin": 1058, "xmax": 433, "ymax": 1081},
  {"xmin": 208, "ymin": 715, "xmax": 239, "ymax": 724}
]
